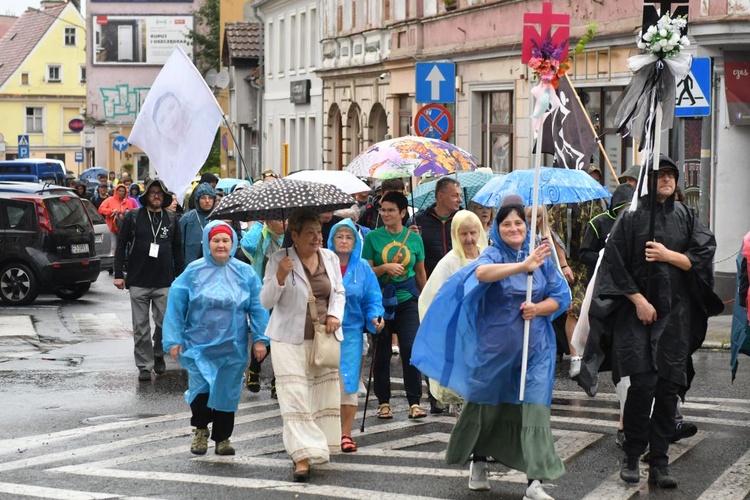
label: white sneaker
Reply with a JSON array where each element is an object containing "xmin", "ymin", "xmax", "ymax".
[
  {"xmin": 392, "ymin": 345, "xmax": 400, "ymax": 356},
  {"xmin": 357, "ymin": 380, "xmax": 367, "ymax": 397},
  {"xmin": 524, "ymin": 480, "xmax": 554, "ymax": 500},
  {"xmin": 468, "ymin": 461, "xmax": 490, "ymax": 491},
  {"xmin": 569, "ymin": 356, "xmax": 582, "ymax": 379}
]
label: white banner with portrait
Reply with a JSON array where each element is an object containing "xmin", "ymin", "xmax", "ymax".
[{"xmin": 128, "ymin": 45, "xmax": 222, "ymax": 200}]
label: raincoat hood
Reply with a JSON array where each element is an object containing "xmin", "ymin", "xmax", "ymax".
[
  {"xmin": 194, "ymin": 182, "xmax": 217, "ymax": 214},
  {"xmin": 328, "ymin": 218, "xmax": 362, "ymax": 267},
  {"xmin": 138, "ymin": 178, "xmax": 173, "ymax": 208},
  {"xmin": 129, "ymin": 184, "xmax": 142, "ymax": 196},
  {"xmin": 450, "ymin": 210, "xmax": 488, "ymax": 266},
  {"xmin": 203, "ymin": 220, "xmax": 237, "ymax": 266},
  {"xmin": 610, "ymin": 183, "xmax": 634, "ymax": 213},
  {"xmin": 489, "ymin": 207, "xmax": 531, "ymax": 262}
]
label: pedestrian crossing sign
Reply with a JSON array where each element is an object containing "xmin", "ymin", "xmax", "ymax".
[{"xmin": 675, "ymin": 57, "xmax": 711, "ymax": 117}]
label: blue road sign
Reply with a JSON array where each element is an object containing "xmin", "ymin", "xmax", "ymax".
[
  {"xmin": 414, "ymin": 104, "xmax": 453, "ymax": 141},
  {"xmin": 675, "ymin": 57, "xmax": 711, "ymax": 117},
  {"xmin": 416, "ymin": 62, "xmax": 456, "ymax": 104},
  {"xmin": 75, "ymin": 151, "xmax": 83, "ymax": 163},
  {"xmin": 113, "ymin": 135, "xmax": 129, "ymax": 152},
  {"xmin": 17, "ymin": 134, "xmax": 29, "ymax": 159}
]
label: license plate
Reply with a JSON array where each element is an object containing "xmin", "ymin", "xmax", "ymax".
[
  {"xmin": 71, "ymin": 243, "xmax": 89, "ymax": 254},
  {"xmin": 95, "ymin": 234, "xmax": 103, "ymax": 244}
]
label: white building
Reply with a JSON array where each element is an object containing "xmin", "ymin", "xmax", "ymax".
[{"xmin": 255, "ymin": 0, "xmax": 322, "ymax": 175}]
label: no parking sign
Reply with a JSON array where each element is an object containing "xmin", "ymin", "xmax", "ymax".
[{"xmin": 414, "ymin": 104, "xmax": 453, "ymax": 141}]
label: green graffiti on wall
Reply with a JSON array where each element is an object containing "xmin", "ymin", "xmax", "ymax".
[{"xmin": 100, "ymin": 84, "xmax": 151, "ymax": 119}]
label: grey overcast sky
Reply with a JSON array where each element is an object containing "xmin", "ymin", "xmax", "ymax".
[{"xmin": 1, "ymin": 0, "xmax": 85, "ymax": 17}]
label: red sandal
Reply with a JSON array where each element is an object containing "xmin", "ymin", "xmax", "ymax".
[{"xmin": 341, "ymin": 435, "xmax": 358, "ymax": 453}]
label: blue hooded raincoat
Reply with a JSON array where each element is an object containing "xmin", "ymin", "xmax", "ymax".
[
  {"xmin": 412, "ymin": 213, "xmax": 570, "ymax": 406},
  {"xmin": 163, "ymin": 220, "xmax": 269, "ymax": 412},
  {"xmin": 327, "ymin": 219, "xmax": 384, "ymax": 394},
  {"xmin": 180, "ymin": 182, "xmax": 216, "ymax": 265}
]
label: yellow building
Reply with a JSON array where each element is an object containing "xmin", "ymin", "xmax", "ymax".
[{"xmin": 0, "ymin": 1, "xmax": 86, "ymax": 175}]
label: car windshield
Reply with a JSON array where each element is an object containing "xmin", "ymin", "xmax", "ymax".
[
  {"xmin": 46, "ymin": 197, "xmax": 92, "ymax": 229},
  {"xmin": 81, "ymin": 199, "xmax": 106, "ymax": 224}
]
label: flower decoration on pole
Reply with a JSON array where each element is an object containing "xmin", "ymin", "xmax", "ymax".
[
  {"xmin": 522, "ymin": 2, "xmax": 570, "ymax": 132},
  {"xmin": 609, "ymin": 1, "xmax": 692, "ymax": 145}
]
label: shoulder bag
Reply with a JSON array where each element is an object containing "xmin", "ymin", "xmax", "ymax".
[{"xmin": 305, "ymin": 275, "xmax": 341, "ymax": 369}]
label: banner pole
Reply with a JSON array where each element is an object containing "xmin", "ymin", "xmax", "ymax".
[{"xmin": 223, "ymin": 116, "xmax": 251, "ymax": 181}]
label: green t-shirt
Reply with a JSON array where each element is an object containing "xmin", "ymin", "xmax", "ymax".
[{"xmin": 363, "ymin": 226, "xmax": 425, "ymax": 303}]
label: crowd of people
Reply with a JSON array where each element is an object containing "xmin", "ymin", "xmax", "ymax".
[{"xmin": 96, "ymin": 159, "xmax": 720, "ymax": 499}]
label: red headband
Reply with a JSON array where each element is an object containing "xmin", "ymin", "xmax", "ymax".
[{"xmin": 208, "ymin": 224, "xmax": 234, "ymax": 242}]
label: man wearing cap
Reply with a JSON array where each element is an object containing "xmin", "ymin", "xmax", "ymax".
[
  {"xmin": 92, "ymin": 182, "xmax": 111, "ymax": 209},
  {"xmin": 619, "ymin": 165, "xmax": 641, "ymax": 188},
  {"xmin": 589, "ymin": 155, "xmax": 721, "ymax": 487},
  {"xmin": 114, "ymin": 179, "xmax": 185, "ymax": 381}
]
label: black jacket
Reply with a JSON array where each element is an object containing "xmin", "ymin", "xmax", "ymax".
[
  {"xmin": 577, "ymin": 196, "xmax": 722, "ymax": 396},
  {"xmin": 114, "ymin": 208, "xmax": 184, "ymax": 288},
  {"xmin": 414, "ymin": 204, "xmax": 456, "ymax": 277}
]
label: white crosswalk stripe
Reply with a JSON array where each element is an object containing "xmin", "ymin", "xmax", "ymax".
[
  {"xmin": 73, "ymin": 313, "xmax": 131, "ymax": 339},
  {"xmin": 3, "ymin": 387, "xmax": 750, "ymax": 499}
]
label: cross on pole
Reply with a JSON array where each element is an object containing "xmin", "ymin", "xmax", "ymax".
[
  {"xmin": 642, "ymin": 0, "xmax": 689, "ymax": 35},
  {"xmin": 521, "ymin": 2, "xmax": 570, "ymax": 63}
]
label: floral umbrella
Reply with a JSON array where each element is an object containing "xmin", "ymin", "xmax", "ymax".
[{"xmin": 346, "ymin": 136, "xmax": 478, "ymax": 179}]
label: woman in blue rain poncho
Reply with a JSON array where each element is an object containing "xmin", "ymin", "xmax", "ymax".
[
  {"xmin": 163, "ymin": 220, "xmax": 269, "ymax": 457},
  {"xmin": 327, "ymin": 218, "xmax": 384, "ymax": 453},
  {"xmin": 412, "ymin": 195, "xmax": 570, "ymax": 498}
]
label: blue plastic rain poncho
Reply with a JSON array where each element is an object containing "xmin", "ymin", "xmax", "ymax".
[
  {"xmin": 240, "ymin": 221, "xmax": 284, "ymax": 279},
  {"xmin": 327, "ymin": 219, "xmax": 384, "ymax": 394},
  {"xmin": 179, "ymin": 183, "xmax": 216, "ymax": 265},
  {"xmin": 162, "ymin": 220, "xmax": 269, "ymax": 412},
  {"xmin": 412, "ymin": 212, "xmax": 570, "ymax": 406}
]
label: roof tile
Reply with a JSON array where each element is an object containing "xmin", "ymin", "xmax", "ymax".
[
  {"xmin": 224, "ymin": 22, "xmax": 261, "ymax": 60},
  {"xmin": 0, "ymin": 4, "xmax": 66, "ymax": 89}
]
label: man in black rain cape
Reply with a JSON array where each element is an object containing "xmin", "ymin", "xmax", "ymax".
[{"xmin": 581, "ymin": 155, "xmax": 722, "ymax": 488}]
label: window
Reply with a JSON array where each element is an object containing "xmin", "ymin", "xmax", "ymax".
[
  {"xmin": 299, "ymin": 11, "xmax": 307, "ymax": 69},
  {"xmin": 2, "ymin": 201, "xmax": 36, "ymax": 231},
  {"xmin": 47, "ymin": 65, "xmax": 61, "ymax": 83},
  {"xmin": 266, "ymin": 22, "xmax": 274, "ymax": 76},
  {"xmin": 20, "ymin": 72, "xmax": 29, "ymax": 85},
  {"xmin": 278, "ymin": 18, "xmax": 285, "ymax": 75},
  {"xmin": 79, "ymin": 65, "xmax": 86, "ymax": 83},
  {"xmin": 398, "ymin": 95, "xmax": 413, "ymax": 136},
  {"xmin": 26, "ymin": 107, "xmax": 43, "ymax": 133},
  {"xmin": 290, "ymin": 14, "xmax": 297, "ymax": 72},
  {"xmin": 480, "ymin": 91, "xmax": 513, "ymax": 173},
  {"xmin": 309, "ymin": 8, "xmax": 318, "ymax": 69},
  {"xmin": 64, "ymin": 27, "xmax": 76, "ymax": 46}
]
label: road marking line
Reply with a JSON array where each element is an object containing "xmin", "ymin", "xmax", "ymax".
[
  {"xmin": 0, "ymin": 398, "xmax": 278, "ymax": 455},
  {"xmin": 52, "ymin": 466, "xmax": 443, "ymax": 500},
  {"xmin": 0, "ymin": 409, "xmax": 280, "ymax": 473},
  {"xmin": 697, "ymin": 447, "xmax": 750, "ymax": 500},
  {"xmin": 74, "ymin": 313, "xmax": 130, "ymax": 339},
  {"xmin": 0, "ymin": 315, "xmax": 36, "ymax": 338},
  {"xmin": 554, "ymin": 390, "xmax": 750, "ymax": 407},
  {"xmin": 581, "ymin": 432, "xmax": 706, "ymax": 500},
  {"xmin": 0, "ymin": 481, "xmax": 160, "ymax": 499}
]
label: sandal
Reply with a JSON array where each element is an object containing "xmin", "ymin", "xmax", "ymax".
[
  {"xmin": 377, "ymin": 403, "xmax": 393, "ymax": 419},
  {"xmin": 408, "ymin": 404, "xmax": 427, "ymax": 419},
  {"xmin": 341, "ymin": 435, "xmax": 358, "ymax": 453}
]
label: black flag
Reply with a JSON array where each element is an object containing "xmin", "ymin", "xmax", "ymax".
[{"xmin": 540, "ymin": 75, "xmax": 598, "ymax": 170}]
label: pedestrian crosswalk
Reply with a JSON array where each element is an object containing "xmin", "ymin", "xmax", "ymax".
[{"xmin": 2, "ymin": 386, "xmax": 750, "ymax": 500}]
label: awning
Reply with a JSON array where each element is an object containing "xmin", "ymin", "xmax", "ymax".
[{"xmin": 723, "ymin": 51, "xmax": 750, "ymax": 126}]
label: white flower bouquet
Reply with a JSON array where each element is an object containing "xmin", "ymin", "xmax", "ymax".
[{"xmin": 637, "ymin": 13, "xmax": 690, "ymax": 59}]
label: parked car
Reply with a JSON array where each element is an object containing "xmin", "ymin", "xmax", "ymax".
[
  {"xmin": 0, "ymin": 159, "xmax": 66, "ymax": 185},
  {"xmin": 81, "ymin": 198, "xmax": 114, "ymax": 273},
  {"xmin": 0, "ymin": 182, "xmax": 114, "ymax": 274},
  {"xmin": 0, "ymin": 191, "xmax": 100, "ymax": 305}
]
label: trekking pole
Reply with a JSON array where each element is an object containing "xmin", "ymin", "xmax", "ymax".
[{"xmin": 360, "ymin": 317, "xmax": 382, "ymax": 433}]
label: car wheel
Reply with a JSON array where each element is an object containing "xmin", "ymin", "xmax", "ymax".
[
  {"xmin": 54, "ymin": 282, "xmax": 91, "ymax": 301},
  {"xmin": 0, "ymin": 263, "xmax": 40, "ymax": 306}
]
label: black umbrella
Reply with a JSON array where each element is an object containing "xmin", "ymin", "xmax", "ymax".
[{"xmin": 208, "ymin": 178, "xmax": 354, "ymax": 221}]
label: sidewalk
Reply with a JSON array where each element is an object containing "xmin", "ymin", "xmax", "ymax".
[{"xmin": 703, "ymin": 314, "xmax": 733, "ymax": 350}]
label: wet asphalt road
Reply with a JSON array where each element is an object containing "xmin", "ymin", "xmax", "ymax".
[{"xmin": 1, "ymin": 272, "xmax": 750, "ymax": 499}]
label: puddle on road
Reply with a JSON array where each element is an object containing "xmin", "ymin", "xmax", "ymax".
[{"xmin": 82, "ymin": 414, "xmax": 165, "ymax": 425}]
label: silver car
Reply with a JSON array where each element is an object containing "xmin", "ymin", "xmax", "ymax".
[{"xmin": 81, "ymin": 198, "xmax": 114, "ymax": 273}]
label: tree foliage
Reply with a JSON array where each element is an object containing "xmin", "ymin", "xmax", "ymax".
[{"xmin": 188, "ymin": 0, "xmax": 220, "ymax": 75}]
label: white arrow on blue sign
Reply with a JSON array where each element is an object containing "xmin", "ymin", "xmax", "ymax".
[
  {"xmin": 113, "ymin": 135, "xmax": 129, "ymax": 152},
  {"xmin": 416, "ymin": 62, "xmax": 456, "ymax": 104},
  {"xmin": 675, "ymin": 57, "xmax": 711, "ymax": 117}
]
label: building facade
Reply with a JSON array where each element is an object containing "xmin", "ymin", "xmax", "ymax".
[
  {"xmin": 0, "ymin": 2, "xmax": 87, "ymax": 174},
  {"xmin": 85, "ymin": 0, "xmax": 200, "ymax": 181},
  {"xmin": 256, "ymin": 0, "xmax": 323, "ymax": 175}
]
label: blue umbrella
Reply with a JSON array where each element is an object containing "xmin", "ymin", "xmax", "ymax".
[
  {"xmin": 80, "ymin": 167, "xmax": 108, "ymax": 183},
  {"xmin": 472, "ymin": 166, "xmax": 611, "ymax": 207},
  {"xmin": 411, "ymin": 170, "xmax": 499, "ymax": 211}
]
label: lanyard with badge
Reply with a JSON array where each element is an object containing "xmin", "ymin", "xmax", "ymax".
[{"xmin": 147, "ymin": 210, "xmax": 163, "ymax": 258}]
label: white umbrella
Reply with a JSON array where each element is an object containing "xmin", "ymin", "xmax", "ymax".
[{"xmin": 286, "ymin": 170, "xmax": 371, "ymax": 195}]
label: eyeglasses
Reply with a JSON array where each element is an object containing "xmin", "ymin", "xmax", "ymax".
[
  {"xmin": 148, "ymin": 191, "xmax": 164, "ymax": 197},
  {"xmin": 262, "ymin": 172, "xmax": 278, "ymax": 179}
]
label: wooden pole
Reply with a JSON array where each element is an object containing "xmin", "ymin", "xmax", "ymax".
[{"xmin": 563, "ymin": 75, "xmax": 619, "ymax": 184}]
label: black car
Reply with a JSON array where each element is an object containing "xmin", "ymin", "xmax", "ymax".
[{"xmin": 0, "ymin": 191, "xmax": 100, "ymax": 304}]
